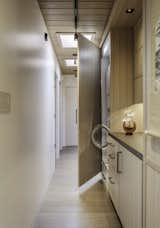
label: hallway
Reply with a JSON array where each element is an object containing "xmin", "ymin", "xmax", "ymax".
[{"xmin": 34, "ymin": 147, "xmax": 121, "ymax": 228}]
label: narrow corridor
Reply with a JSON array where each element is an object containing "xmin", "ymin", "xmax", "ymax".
[{"xmin": 34, "ymin": 147, "xmax": 121, "ymax": 228}]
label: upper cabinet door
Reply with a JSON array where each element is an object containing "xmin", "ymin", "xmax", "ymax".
[
  {"xmin": 78, "ymin": 34, "xmax": 101, "ymax": 186},
  {"xmin": 110, "ymin": 29, "xmax": 134, "ymax": 113}
]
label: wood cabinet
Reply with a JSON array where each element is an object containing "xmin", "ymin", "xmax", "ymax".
[
  {"xmin": 103, "ymin": 137, "xmax": 142, "ymax": 228},
  {"xmin": 146, "ymin": 165, "xmax": 160, "ymax": 228},
  {"xmin": 134, "ymin": 17, "xmax": 143, "ymax": 103},
  {"xmin": 110, "ymin": 29, "xmax": 134, "ymax": 113}
]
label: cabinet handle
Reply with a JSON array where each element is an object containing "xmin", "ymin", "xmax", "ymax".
[
  {"xmin": 117, "ymin": 151, "xmax": 122, "ymax": 173},
  {"xmin": 76, "ymin": 109, "xmax": 77, "ymax": 124},
  {"xmin": 108, "ymin": 154, "xmax": 115, "ymax": 160},
  {"xmin": 108, "ymin": 177, "xmax": 115, "ymax": 184}
]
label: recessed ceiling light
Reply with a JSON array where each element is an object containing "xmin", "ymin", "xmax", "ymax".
[
  {"xmin": 60, "ymin": 34, "xmax": 77, "ymax": 48},
  {"xmin": 65, "ymin": 59, "xmax": 77, "ymax": 67},
  {"xmin": 126, "ymin": 8, "xmax": 135, "ymax": 13}
]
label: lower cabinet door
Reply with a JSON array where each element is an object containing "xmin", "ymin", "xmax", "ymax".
[
  {"xmin": 146, "ymin": 165, "xmax": 160, "ymax": 228},
  {"xmin": 108, "ymin": 168, "xmax": 119, "ymax": 213},
  {"xmin": 119, "ymin": 146, "xmax": 142, "ymax": 228}
]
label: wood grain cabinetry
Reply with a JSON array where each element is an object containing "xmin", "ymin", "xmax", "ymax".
[
  {"xmin": 106, "ymin": 25, "xmax": 143, "ymax": 113},
  {"xmin": 78, "ymin": 34, "xmax": 101, "ymax": 186},
  {"xmin": 134, "ymin": 17, "xmax": 143, "ymax": 103},
  {"xmin": 110, "ymin": 28, "xmax": 134, "ymax": 113}
]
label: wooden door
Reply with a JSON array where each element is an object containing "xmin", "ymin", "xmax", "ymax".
[{"xmin": 78, "ymin": 34, "xmax": 101, "ymax": 186}]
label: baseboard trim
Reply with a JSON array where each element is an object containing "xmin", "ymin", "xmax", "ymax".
[{"xmin": 78, "ymin": 172, "xmax": 102, "ymax": 193}]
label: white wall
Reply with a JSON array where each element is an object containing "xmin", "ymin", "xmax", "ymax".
[
  {"xmin": 61, "ymin": 75, "xmax": 77, "ymax": 148},
  {"xmin": 0, "ymin": 0, "xmax": 61, "ymax": 227}
]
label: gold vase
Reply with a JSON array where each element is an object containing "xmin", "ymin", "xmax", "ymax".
[{"xmin": 123, "ymin": 119, "xmax": 136, "ymax": 135}]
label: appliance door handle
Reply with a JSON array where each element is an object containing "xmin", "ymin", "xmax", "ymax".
[
  {"xmin": 91, "ymin": 124, "xmax": 111, "ymax": 150},
  {"xmin": 117, "ymin": 151, "xmax": 123, "ymax": 173}
]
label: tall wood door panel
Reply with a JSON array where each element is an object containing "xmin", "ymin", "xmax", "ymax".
[{"xmin": 78, "ymin": 34, "xmax": 101, "ymax": 186}]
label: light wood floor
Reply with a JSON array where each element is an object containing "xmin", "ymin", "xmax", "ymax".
[{"xmin": 34, "ymin": 147, "xmax": 121, "ymax": 228}]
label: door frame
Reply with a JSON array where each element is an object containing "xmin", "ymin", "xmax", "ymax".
[
  {"xmin": 55, "ymin": 72, "xmax": 60, "ymax": 159},
  {"xmin": 65, "ymin": 86, "xmax": 78, "ymax": 146}
]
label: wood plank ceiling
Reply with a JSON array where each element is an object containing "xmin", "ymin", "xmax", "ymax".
[{"xmin": 38, "ymin": 0, "xmax": 114, "ymax": 74}]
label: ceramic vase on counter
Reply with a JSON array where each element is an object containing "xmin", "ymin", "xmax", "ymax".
[{"xmin": 122, "ymin": 111, "xmax": 136, "ymax": 135}]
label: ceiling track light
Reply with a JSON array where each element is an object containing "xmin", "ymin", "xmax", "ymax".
[
  {"xmin": 74, "ymin": 32, "xmax": 78, "ymax": 40},
  {"xmin": 74, "ymin": 0, "xmax": 79, "ymax": 40},
  {"xmin": 44, "ymin": 33, "xmax": 48, "ymax": 41},
  {"xmin": 74, "ymin": 0, "xmax": 78, "ymax": 17}
]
